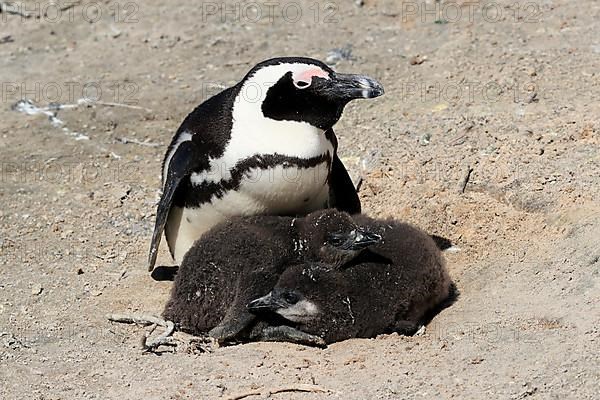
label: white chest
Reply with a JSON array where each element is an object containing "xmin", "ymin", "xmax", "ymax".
[
  {"xmin": 237, "ymin": 157, "xmax": 331, "ymax": 211},
  {"xmin": 190, "ymin": 113, "xmax": 335, "ymax": 199}
]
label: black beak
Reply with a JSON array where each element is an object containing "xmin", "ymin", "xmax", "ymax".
[
  {"xmin": 352, "ymin": 228, "xmax": 383, "ymax": 249},
  {"xmin": 247, "ymin": 293, "xmax": 282, "ymax": 313},
  {"xmin": 322, "ymin": 72, "xmax": 384, "ymax": 101}
]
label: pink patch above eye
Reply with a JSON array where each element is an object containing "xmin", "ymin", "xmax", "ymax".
[{"xmin": 293, "ymin": 68, "xmax": 330, "ymax": 84}]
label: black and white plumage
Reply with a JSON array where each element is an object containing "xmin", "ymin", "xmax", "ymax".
[
  {"xmin": 148, "ymin": 57, "xmax": 384, "ymax": 269},
  {"xmin": 247, "ymin": 217, "xmax": 455, "ymax": 345},
  {"xmin": 162, "ymin": 209, "xmax": 381, "ymax": 343}
]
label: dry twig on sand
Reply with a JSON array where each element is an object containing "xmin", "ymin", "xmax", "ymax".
[
  {"xmin": 107, "ymin": 313, "xmax": 219, "ymax": 353},
  {"xmin": 458, "ymin": 165, "xmax": 474, "ymax": 193},
  {"xmin": 116, "ymin": 137, "xmax": 161, "ymax": 147},
  {"xmin": 224, "ymin": 384, "xmax": 332, "ymax": 400},
  {"xmin": 107, "ymin": 313, "xmax": 176, "ymax": 351}
]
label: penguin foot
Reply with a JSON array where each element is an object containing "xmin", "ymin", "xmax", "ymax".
[{"xmin": 151, "ymin": 265, "xmax": 179, "ymax": 281}]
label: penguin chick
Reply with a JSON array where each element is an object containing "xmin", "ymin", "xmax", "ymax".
[
  {"xmin": 162, "ymin": 209, "xmax": 382, "ymax": 342},
  {"xmin": 247, "ymin": 220, "xmax": 453, "ymax": 345},
  {"xmin": 148, "ymin": 57, "xmax": 385, "ymax": 270}
]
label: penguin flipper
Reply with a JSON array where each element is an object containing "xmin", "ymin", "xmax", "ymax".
[
  {"xmin": 329, "ymin": 154, "xmax": 361, "ymax": 214},
  {"xmin": 148, "ymin": 141, "xmax": 202, "ymax": 271},
  {"xmin": 251, "ymin": 325, "xmax": 327, "ymax": 347},
  {"xmin": 208, "ymin": 313, "xmax": 256, "ymax": 343}
]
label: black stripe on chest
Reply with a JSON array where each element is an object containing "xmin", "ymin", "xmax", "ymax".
[{"xmin": 174, "ymin": 153, "xmax": 332, "ymax": 208}]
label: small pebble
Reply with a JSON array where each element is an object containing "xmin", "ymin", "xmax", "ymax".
[
  {"xmin": 31, "ymin": 284, "xmax": 43, "ymax": 295},
  {"xmin": 409, "ymin": 55, "xmax": 427, "ymax": 65},
  {"xmin": 414, "ymin": 325, "xmax": 427, "ymax": 336}
]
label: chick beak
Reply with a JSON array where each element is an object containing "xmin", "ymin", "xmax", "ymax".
[
  {"xmin": 351, "ymin": 228, "xmax": 383, "ymax": 250},
  {"xmin": 247, "ymin": 293, "xmax": 283, "ymax": 313}
]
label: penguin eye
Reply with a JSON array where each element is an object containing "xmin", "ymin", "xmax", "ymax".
[
  {"xmin": 293, "ymin": 80, "xmax": 311, "ymax": 89},
  {"xmin": 326, "ymin": 231, "xmax": 348, "ymax": 246},
  {"xmin": 282, "ymin": 291, "xmax": 300, "ymax": 304}
]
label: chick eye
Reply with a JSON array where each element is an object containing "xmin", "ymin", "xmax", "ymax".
[
  {"xmin": 294, "ymin": 80, "xmax": 310, "ymax": 89},
  {"xmin": 326, "ymin": 231, "xmax": 349, "ymax": 246},
  {"xmin": 283, "ymin": 292, "xmax": 300, "ymax": 304}
]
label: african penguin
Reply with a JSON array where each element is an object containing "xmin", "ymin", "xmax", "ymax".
[
  {"xmin": 148, "ymin": 57, "xmax": 384, "ymax": 270},
  {"xmin": 247, "ymin": 218, "xmax": 454, "ymax": 345},
  {"xmin": 162, "ymin": 209, "xmax": 382, "ymax": 343}
]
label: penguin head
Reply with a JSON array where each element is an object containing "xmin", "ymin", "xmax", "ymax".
[
  {"xmin": 237, "ymin": 57, "xmax": 384, "ymax": 130},
  {"xmin": 247, "ymin": 263, "xmax": 353, "ymax": 337},
  {"xmin": 299, "ymin": 209, "xmax": 382, "ymax": 267}
]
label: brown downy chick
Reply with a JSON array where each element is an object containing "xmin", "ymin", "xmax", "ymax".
[
  {"xmin": 248, "ymin": 220, "xmax": 454, "ymax": 345},
  {"xmin": 162, "ymin": 209, "xmax": 381, "ymax": 343}
]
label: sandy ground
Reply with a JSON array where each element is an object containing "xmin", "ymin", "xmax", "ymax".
[{"xmin": 1, "ymin": 0, "xmax": 599, "ymax": 399}]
